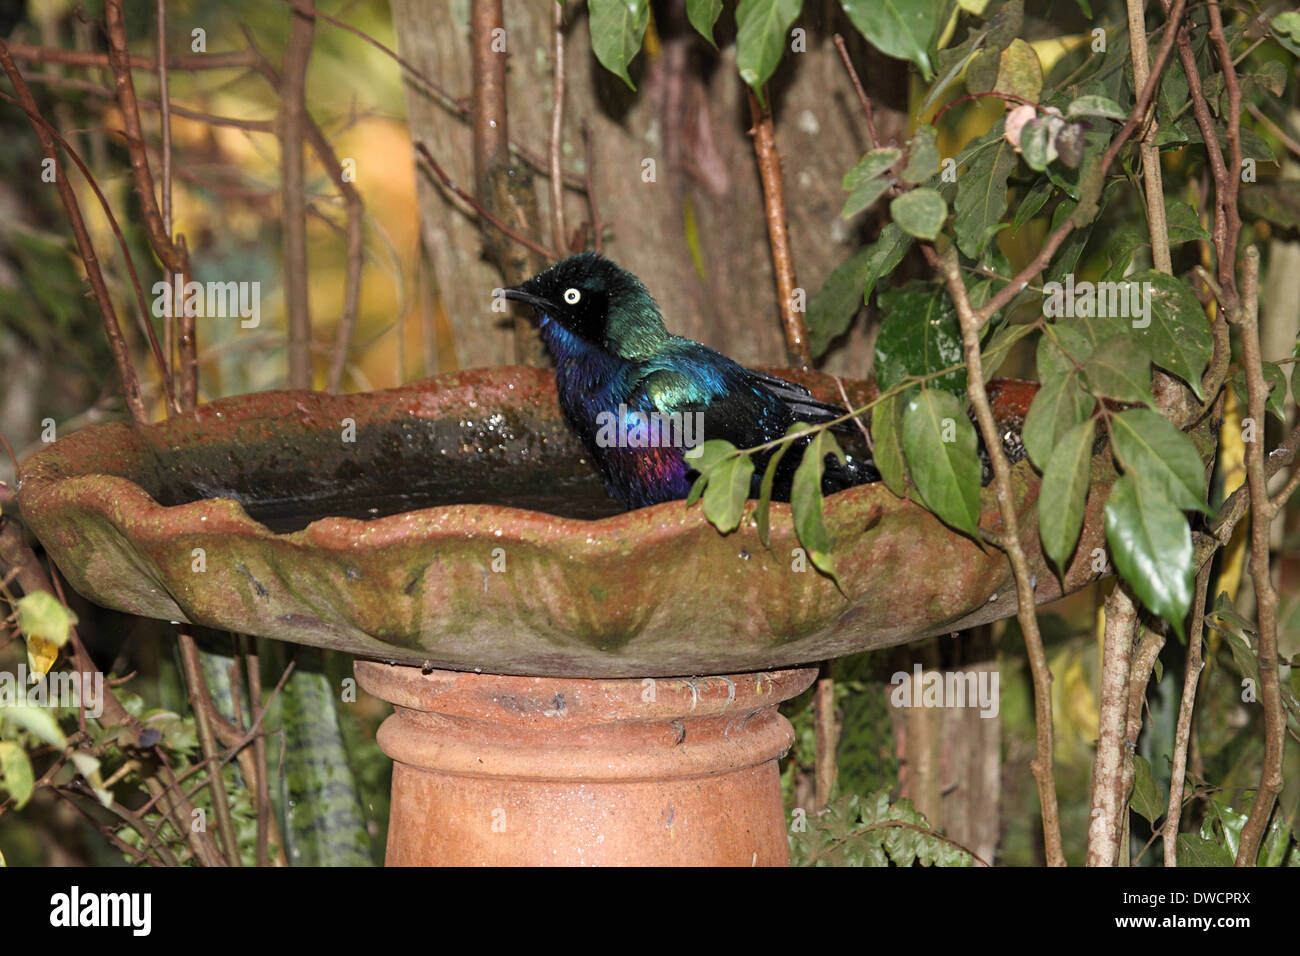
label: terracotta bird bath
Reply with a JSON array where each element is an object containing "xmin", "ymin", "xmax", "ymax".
[{"xmin": 18, "ymin": 366, "xmax": 1116, "ymax": 865}]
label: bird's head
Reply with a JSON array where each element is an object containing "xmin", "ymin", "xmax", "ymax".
[{"xmin": 504, "ymin": 253, "xmax": 668, "ymax": 359}]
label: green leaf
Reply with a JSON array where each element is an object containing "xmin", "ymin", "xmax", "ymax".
[
  {"xmin": 992, "ymin": 38, "xmax": 1042, "ymax": 103},
  {"xmin": 1131, "ymin": 271, "xmax": 1213, "ymax": 399},
  {"xmin": 703, "ymin": 453, "xmax": 755, "ymax": 533},
  {"xmin": 919, "ymin": 30, "xmax": 985, "ymax": 117},
  {"xmin": 1104, "ymin": 473, "xmax": 1194, "ymax": 639},
  {"xmin": 1163, "ymin": 201, "xmax": 1212, "ymax": 244},
  {"xmin": 1013, "ymin": 177, "xmax": 1054, "ymax": 231},
  {"xmin": 1020, "ymin": 116, "xmax": 1056, "ymax": 171},
  {"xmin": 686, "ymin": 0, "xmax": 724, "ymax": 46},
  {"xmin": 873, "ymin": 285, "xmax": 966, "ymax": 394},
  {"xmin": 1261, "ymin": 817, "xmax": 1293, "ymax": 867},
  {"xmin": 955, "ymin": 124, "xmax": 1016, "ymax": 258},
  {"xmin": 756, "ymin": 423, "xmax": 810, "ymax": 546},
  {"xmin": 588, "ymin": 0, "xmax": 651, "ymax": 90},
  {"xmin": 1130, "ymin": 754, "xmax": 1165, "ymax": 825},
  {"xmin": 0, "ymin": 705, "xmax": 67, "ymax": 749},
  {"xmin": 737, "ymin": 0, "xmax": 803, "ymax": 101},
  {"xmin": 1081, "ymin": 336, "xmax": 1153, "ymax": 406},
  {"xmin": 1110, "ymin": 408, "xmax": 1211, "ymax": 515},
  {"xmin": 1066, "ymin": 94, "xmax": 1127, "ymax": 120},
  {"xmin": 1177, "ymin": 832, "xmax": 1235, "ymax": 867},
  {"xmin": 1231, "ymin": 364, "xmax": 1289, "ymax": 421},
  {"xmin": 807, "ymin": 224, "xmax": 911, "ymax": 357},
  {"xmin": 844, "ymin": 148, "xmax": 902, "ymax": 190},
  {"xmin": 901, "ymin": 127, "xmax": 938, "ymax": 185},
  {"xmin": 790, "ymin": 430, "xmax": 846, "ymax": 584},
  {"xmin": 685, "ymin": 438, "xmax": 739, "ymax": 505},
  {"xmin": 902, "ymin": 389, "xmax": 982, "ymax": 538},
  {"xmin": 1038, "ymin": 419, "xmax": 1095, "ymax": 571},
  {"xmin": 871, "ymin": 392, "xmax": 908, "ymax": 497},
  {"xmin": 15, "ymin": 591, "xmax": 76, "ymax": 647},
  {"xmin": 840, "ymin": 0, "xmax": 941, "ymax": 80},
  {"xmin": 980, "ymin": 321, "xmax": 1035, "ymax": 379},
  {"xmin": 1272, "ymin": 11, "xmax": 1300, "ymax": 58},
  {"xmin": 0, "ymin": 742, "xmax": 34, "ymax": 809},
  {"xmin": 890, "ymin": 188, "xmax": 948, "ymax": 240},
  {"xmin": 842, "ymin": 176, "xmax": 893, "ymax": 220},
  {"xmin": 1240, "ymin": 181, "xmax": 1300, "ymax": 231},
  {"xmin": 1022, "ymin": 371, "xmax": 1092, "ymax": 468}
]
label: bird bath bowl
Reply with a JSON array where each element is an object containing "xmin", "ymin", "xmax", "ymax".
[{"xmin": 19, "ymin": 365, "xmax": 1122, "ymax": 865}]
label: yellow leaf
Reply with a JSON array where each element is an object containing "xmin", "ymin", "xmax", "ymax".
[{"xmin": 26, "ymin": 635, "xmax": 59, "ymax": 677}]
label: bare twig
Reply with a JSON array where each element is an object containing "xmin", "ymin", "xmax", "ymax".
[
  {"xmin": 747, "ymin": 87, "xmax": 810, "ymax": 367},
  {"xmin": 0, "ymin": 88, "xmax": 176, "ymax": 414},
  {"xmin": 1126, "ymin": 0, "xmax": 1172, "ymax": 274},
  {"xmin": 238, "ymin": 31, "xmax": 364, "ymax": 395},
  {"xmin": 8, "ymin": 41, "xmax": 257, "ymax": 71},
  {"xmin": 1163, "ymin": 559, "xmax": 1212, "ymax": 864},
  {"xmin": 105, "ymin": 0, "xmax": 196, "ymax": 411},
  {"xmin": 177, "ymin": 632, "xmax": 242, "ymax": 864},
  {"xmin": 930, "ymin": 245, "xmax": 1065, "ymax": 865},
  {"xmin": 156, "ymin": 0, "xmax": 172, "ymax": 239},
  {"xmin": 550, "ymin": 1, "xmax": 567, "ymax": 253},
  {"xmin": 415, "ymin": 142, "xmax": 558, "ymax": 261},
  {"xmin": 0, "ymin": 44, "xmax": 149, "ymax": 425},
  {"xmin": 833, "ymin": 34, "xmax": 877, "ymax": 149},
  {"xmin": 1247, "ymin": 104, "xmax": 1300, "ymax": 159},
  {"xmin": 1232, "ymin": 247, "xmax": 1285, "ymax": 866}
]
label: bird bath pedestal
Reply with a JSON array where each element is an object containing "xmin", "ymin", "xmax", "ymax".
[
  {"xmin": 18, "ymin": 367, "xmax": 1122, "ymax": 865},
  {"xmin": 355, "ymin": 662, "xmax": 815, "ymax": 865}
]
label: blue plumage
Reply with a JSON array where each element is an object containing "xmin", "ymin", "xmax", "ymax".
[{"xmin": 505, "ymin": 253, "xmax": 877, "ymax": 509}]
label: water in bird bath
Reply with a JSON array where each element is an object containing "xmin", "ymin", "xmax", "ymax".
[{"xmin": 143, "ymin": 406, "xmax": 628, "ymax": 532}]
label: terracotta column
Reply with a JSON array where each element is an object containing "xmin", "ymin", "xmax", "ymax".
[{"xmin": 355, "ymin": 661, "xmax": 817, "ymax": 866}]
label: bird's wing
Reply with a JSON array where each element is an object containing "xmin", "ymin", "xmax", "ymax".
[
  {"xmin": 742, "ymin": 368, "xmax": 849, "ymax": 423},
  {"xmin": 628, "ymin": 367, "xmax": 781, "ymax": 451}
]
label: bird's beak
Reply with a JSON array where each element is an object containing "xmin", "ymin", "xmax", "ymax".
[{"xmin": 502, "ymin": 288, "xmax": 557, "ymax": 313}]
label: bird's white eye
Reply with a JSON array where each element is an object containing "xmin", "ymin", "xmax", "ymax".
[{"xmin": 563, "ymin": 287, "xmax": 581, "ymax": 305}]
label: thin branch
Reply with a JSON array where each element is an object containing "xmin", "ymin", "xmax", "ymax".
[
  {"xmin": 105, "ymin": 0, "xmax": 196, "ymax": 411},
  {"xmin": 747, "ymin": 87, "xmax": 810, "ymax": 367},
  {"xmin": 1126, "ymin": 0, "xmax": 1172, "ymax": 274},
  {"xmin": 832, "ymin": 34, "xmax": 877, "ymax": 149},
  {"xmin": 414, "ymin": 142, "xmax": 558, "ymax": 261},
  {"xmin": 1247, "ymin": 104, "xmax": 1300, "ymax": 159},
  {"xmin": 0, "ymin": 89, "xmax": 177, "ymax": 415},
  {"xmin": 0, "ymin": 44, "xmax": 149, "ymax": 425},
  {"xmin": 930, "ymin": 245, "xmax": 1065, "ymax": 866},
  {"xmin": 177, "ymin": 633, "xmax": 241, "ymax": 864},
  {"xmin": 1233, "ymin": 247, "xmax": 1285, "ymax": 866},
  {"xmin": 156, "ymin": 0, "xmax": 172, "ymax": 239},
  {"xmin": 1163, "ymin": 559, "xmax": 1212, "ymax": 864},
  {"xmin": 8, "ymin": 41, "xmax": 257, "ymax": 71},
  {"xmin": 550, "ymin": 1, "xmax": 567, "ymax": 253}
]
